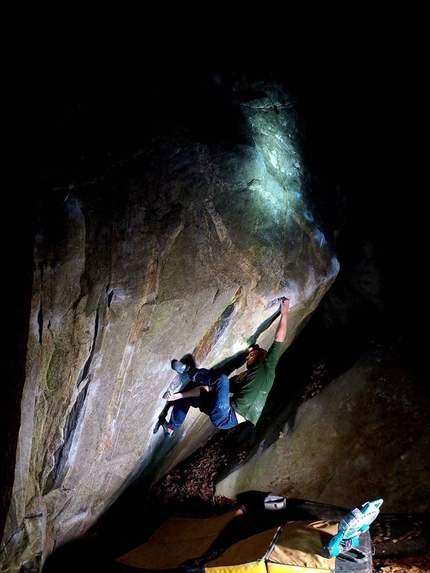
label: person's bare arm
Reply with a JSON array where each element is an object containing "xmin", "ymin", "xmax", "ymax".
[
  {"xmin": 167, "ymin": 385, "xmax": 210, "ymax": 402},
  {"xmin": 274, "ymin": 298, "xmax": 290, "ymax": 343}
]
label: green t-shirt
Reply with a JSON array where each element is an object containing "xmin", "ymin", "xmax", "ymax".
[{"xmin": 230, "ymin": 340, "xmax": 283, "ymax": 426}]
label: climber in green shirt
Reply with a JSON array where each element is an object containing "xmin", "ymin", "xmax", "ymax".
[{"xmin": 162, "ymin": 298, "xmax": 290, "ymax": 438}]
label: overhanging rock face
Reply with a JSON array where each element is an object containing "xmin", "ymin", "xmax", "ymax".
[{"xmin": 2, "ymin": 76, "xmax": 339, "ymax": 571}]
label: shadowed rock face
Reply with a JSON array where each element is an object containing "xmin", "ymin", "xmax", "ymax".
[{"xmin": 2, "ymin": 71, "xmax": 341, "ymax": 570}]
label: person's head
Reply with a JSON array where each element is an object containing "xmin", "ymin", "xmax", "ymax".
[{"xmin": 245, "ymin": 344, "xmax": 267, "ymax": 368}]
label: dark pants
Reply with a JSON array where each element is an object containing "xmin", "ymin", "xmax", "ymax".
[{"xmin": 168, "ymin": 369, "xmax": 238, "ymax": 431}]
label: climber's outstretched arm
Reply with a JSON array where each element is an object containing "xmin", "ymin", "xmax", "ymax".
[{"xmin": 274, "ymin": 298, "xmax": 289, "ymax": 343}]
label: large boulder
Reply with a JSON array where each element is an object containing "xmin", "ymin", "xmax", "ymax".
[
  {"xmin": 1, "ymin": 71, "xmax": 339, "ymax": 571},
  {"xmin": 215, "ymin": 342, "xmax": 430, "ymax": 513}
]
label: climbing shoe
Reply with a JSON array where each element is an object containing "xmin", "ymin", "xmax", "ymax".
[
  {"xmin": 264, "ymin": 494, "xmax": 287, "ymax": 511},
  {"xmin": 171, "ymin": 359, "xmax": 190, "ymax": 374},
  {"xmin": 162, "ymin": 421, "xmax": 175, "ymax": 438}
]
